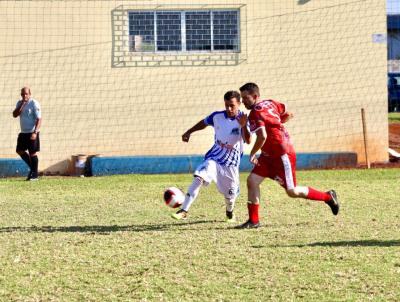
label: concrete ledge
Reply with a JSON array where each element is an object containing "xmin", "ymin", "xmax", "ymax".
[
  {"xmin": 90, "ymin": 152, "xmax": 357, "ymax": 176},
  {"xmin": 0, "ymin": 159, "xmax": 30, "ymax": 177}
]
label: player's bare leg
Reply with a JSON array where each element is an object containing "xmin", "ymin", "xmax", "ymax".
[
  {"xmin": 171, "ymin": 176, "xmax": 204, "ymax": 220},
  {"xmin": 235, "ymin": 173, "xmax": 264, "ymax": 228},
  {"xmin": 286, "ymin": 186, "xmax": 340, "ymax": 215}
]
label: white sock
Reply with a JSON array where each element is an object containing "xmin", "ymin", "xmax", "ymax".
[
  {"xmin": 225, "ymin": 198, "xmax": 235, "ymax": 212},
  {"xmin": 181, "ymin": 177, "xmax": 203, "ymax": 212}
]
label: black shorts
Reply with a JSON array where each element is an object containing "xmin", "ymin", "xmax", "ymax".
[{"xmin": 16, "ymin": 132, "xmax": 40, "ymax": 154}]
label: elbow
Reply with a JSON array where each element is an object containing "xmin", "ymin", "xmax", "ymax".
[{"xmin": 260, "ymin": 134, "xmax": 267, "ymax": 142}]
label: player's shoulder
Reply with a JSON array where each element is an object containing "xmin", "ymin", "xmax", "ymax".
[
  {"xmin": 30, "ymin": 98, "xmax": 40, "ymax": 106},
  {"xmin": 252, "ymin": 99, "xmax": 282, "ymax": 111},
  {"xmin": 208, "ymin": 110, "xmax": 225, "ymax": 117},
  {"xmin": 205, "ymin": 110, "xmax": 225, "ymax": 125},
  {"xmin": 208, "ymin": 110, "xmax": 229, "ymax": 121}
]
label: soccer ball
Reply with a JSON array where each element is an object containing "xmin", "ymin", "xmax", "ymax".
[{"xmin": 163, "ymin": 187, "xmax": 185, "ymax": 208}]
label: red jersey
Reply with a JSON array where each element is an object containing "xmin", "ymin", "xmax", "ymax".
[{"xmin": 248, "ymin": 99, "xmax": 295, "ymax": 157}]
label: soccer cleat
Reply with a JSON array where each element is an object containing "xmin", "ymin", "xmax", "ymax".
[
  {"xmin": 225, "ymin": 211, "xmax": 236, "ymax": 223},
  {"xmin": 234, "ymin": 220, "xmax": 260, "ymax": 229},
  {"xmin": 326, "ymin": 190, "xmax": 340, "ymax": 215},
  {"xmin": 171, "ymin": 209, "xmax": 188, "ymax": 220}
]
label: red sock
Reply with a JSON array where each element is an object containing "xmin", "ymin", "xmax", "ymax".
[
  {"xmin": 307, "ymin": 187, "xmax": 331, "ymax": 202},
  {"xmin": 247, "ymin": 203, "xmax": 259, "ymax": 223}
]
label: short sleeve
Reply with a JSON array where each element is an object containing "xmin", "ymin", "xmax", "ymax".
[
  {"xmin": 33, "ymin": 101, "xmax": 41, "ymax": 119},
  {"xmin": 248, "ymin": 110, "xmax": 265, "ymax": 132},
  {"xmin": 204, "ymin": 111, "xmax": 222, "ymax": 127},
  {"xmin": 274, "ymin": 101, "xmax": 287, "ymax": 116}
]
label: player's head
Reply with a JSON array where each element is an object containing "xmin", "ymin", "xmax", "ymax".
[
  {"xmin": 20, "ymin": 87, "xmax": 31, "ymax": 101},
  {"xmin": 239, "ymin": 82, "xmax": 260, "ymax": 109},
  {"xmin": 224, "ymin": 90, "xmax": 241, "ymax": 118}
]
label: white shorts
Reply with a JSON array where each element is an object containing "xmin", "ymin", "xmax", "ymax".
[{"xmin": 194, "ymin": 159, "xmax": 240, "ymax": 199}]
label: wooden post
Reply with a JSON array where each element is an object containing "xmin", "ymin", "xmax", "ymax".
[{"xmin": 361, "ymin": 108, "xmax": 370, "ymax": 169}]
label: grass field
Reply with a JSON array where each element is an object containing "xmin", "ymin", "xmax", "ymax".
[
  {"xmin": 0, "ymin": 169, "xmax": 399, "ymax": 301},
  {"xmin": 389, "ymin": 112, "xmax": 400, "ymax": 123}
]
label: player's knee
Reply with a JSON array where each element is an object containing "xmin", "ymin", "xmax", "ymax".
[{"xmin": 247, "ymin": 176, "xmax": 256, "ymax": 190}]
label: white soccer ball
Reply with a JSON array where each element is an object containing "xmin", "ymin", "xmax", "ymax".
[{"xmin": 163, "ymin": 187, "xmax": 185, "ymax": 208}]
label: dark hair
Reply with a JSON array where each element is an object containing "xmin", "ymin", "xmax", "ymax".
[
  {"xmin": 224, "ymin": 90, "xmax": 241, "ymax": 102},
  {"xmin": 239, "ymin": 82, "xmax": 260, "ymax": 96}
]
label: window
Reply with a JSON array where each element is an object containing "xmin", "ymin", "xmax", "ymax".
[{"xmin": 128, "ymin": 10, "xmax": 239, "ymax": 53}]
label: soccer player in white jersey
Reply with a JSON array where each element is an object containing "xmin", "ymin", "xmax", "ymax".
[{"xmin": 172, "ymin": 91, "xmax": 251, "ymax": 222}]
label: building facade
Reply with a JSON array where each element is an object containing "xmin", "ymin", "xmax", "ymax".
[{"xmin": 0, "ymin": 0, "xmax": 388, "ymax": 173}]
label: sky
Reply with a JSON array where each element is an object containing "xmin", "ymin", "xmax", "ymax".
[{"xmin": 387, "ymin": 0, "xmax": 400, "ymax": 14}]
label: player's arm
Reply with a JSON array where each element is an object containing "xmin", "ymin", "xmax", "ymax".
[
  {"xmin": 249, "ymin": 127, "xmax": 267, "ymax": 165},
  {"xmin": 30, "ymin": 102, "xmax": 42, "ymax": 140},
  {"xmin": 237, "ymin": 113, "xmax": 251, "ymax": 144},
  {"xmin": 182, "ymin": 120, "xmax": 208, "ymax": 142},
  {"xmin": 31, "ymin": 117, "xmax": 42, "ymax": 140},
  {"xmin": 275, "ymin": 101, "xmax": 293, "ymax": 123},
  {"xmin": 12, "ymin": 101, "xmax": 26, "ymax": 118}
]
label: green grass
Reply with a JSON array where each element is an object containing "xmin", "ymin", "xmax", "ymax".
[
  {"xmin": 389, "ymin": 112, "xmax": 400, "ymax": 123},
  {"xmin": 0, "ymin": 169, "xmax": 399, "ymax": 301}
]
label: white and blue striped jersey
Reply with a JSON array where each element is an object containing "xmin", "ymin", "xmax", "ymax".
[{"xmin": 203, "ymin": 110, "xmax": 245, "ymax": 167}]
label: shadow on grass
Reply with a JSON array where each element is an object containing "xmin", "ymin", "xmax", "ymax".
[
  {"xmin": 286, "ymin": 240, "xmax": 400, "ymax": 247},
  {"xmin": 0, "ymin": 220, "xmax": 216, "ymax": 234}
]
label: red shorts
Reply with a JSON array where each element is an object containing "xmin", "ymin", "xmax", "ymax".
[{"xmin": 251, "ymin": 153, "xmax": 297, "ymax": 190}]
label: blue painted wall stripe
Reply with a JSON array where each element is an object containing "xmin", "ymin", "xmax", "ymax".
[
  {"xmin": 90, "ymin": 152, "xmax": 357, "ymax": 176},
  {"xmin": 0, "ymin": 159, "xmax": 30, "ymax": 177},
  {"xmin": 0, "ymin": 152, "xmax": 357, "ymax": 177}
]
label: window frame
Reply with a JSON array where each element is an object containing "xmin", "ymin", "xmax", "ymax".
[{"xmin": 128, "ymin": 9, "xmax": 241, "ymax": 54}]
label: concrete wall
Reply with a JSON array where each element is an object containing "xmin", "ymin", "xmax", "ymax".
[{"xmin": 0, "ymin": 0, "xmax": 388, "ymax": 173}]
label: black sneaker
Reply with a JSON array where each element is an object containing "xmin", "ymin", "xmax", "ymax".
[
  {"xmin": 26, "ymin": 170, "xmax": 33, "ymax": 181},
  {"xmin": 326, "ymin": 190, "xmax": 339, "ymax": 215},
  {"xmin": 29, "ymin": 172, "xmax": 39, "ymax": 181},
  {"xmin": 235, "ymin": 220, "xmax": 260, "ymax": 229}
]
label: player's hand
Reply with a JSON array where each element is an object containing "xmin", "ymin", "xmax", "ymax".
[
  {"xmin": 250, "ymin": 153, "xmax": 258, "ymax": 165},
  {"xmin": 19, "ymin": 101, "xmax": 28, "ymax": 110},
  {"xmin": 182, "ymin": 132, "xmax": 191, "ymax": 142},
  {"xmin": 281, "ymin": 112, "xmax": 294, "ymax": 123},
  {"xmin": 30, "ymin": 132, "xmax": 37, "ymax": 140},
  {"xmin": 236, "ymin": 113, "xmax": 248, "ymax": 128}
]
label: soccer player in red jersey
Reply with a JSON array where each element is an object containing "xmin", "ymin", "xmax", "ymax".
[{"xmin": 236, "ymin": 82, "xmax": 339, "ymax": 229}]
